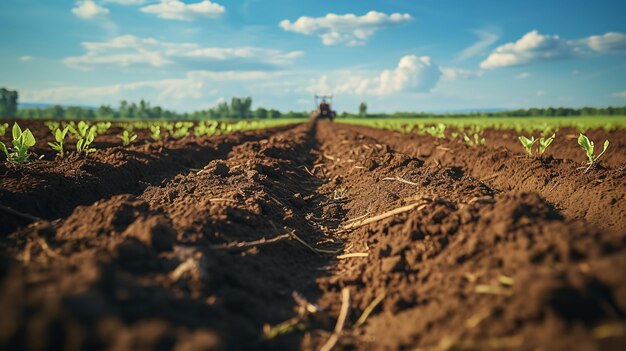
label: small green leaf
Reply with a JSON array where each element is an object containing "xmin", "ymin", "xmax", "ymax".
[
  {"xmin": 22, "ymin": 129, "xmax": 36, "ymax": 147},
  {"xmin": 12, "ymin": 123, "xmax": 22, "ymax": 140},
  {"xmin": 0, "ymin": 141, "xmax": 8, "ymax": 156},
  {"xmin": 577, "ymin": 133, "xmax": 591, "ymax": 150}
]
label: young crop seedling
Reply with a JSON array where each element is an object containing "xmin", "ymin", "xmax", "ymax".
[
  {"xmin": 76, "ymin": 128, "xmax": 97, "ymax": 156},
  {"xmin": 47, "ymin": 126, "xmax": 70, "ymax": 157},
  {"xmin": 537, "ymin": 134, "xmax": 555, "ymax": 157},
  {"xmin": 149, "ymin": 125, "xmax": 162, "ymax": 141},
  {"xmin": 578, "ymin": 133, "xmax": 609, "ymax": 172},
  {"xmin": 518, "ymin": 135, "xmax": 537, "ymax": 157},
  {"xmin": 0, "ymin": 122, "xmax": 9, "ymax": 136},
  {"xmin": 0, "ymin": 123, "xmax": 37, "ymax": 164},
  {"xmin": 118, "ymin": 130, "xmax": 137, "ymax": 146},
  {"xmin": 68, "ymin": 121, "xmax": 97, "ymax": 140},
  {"xmin": 463, "ymin": 133, "xmax": 485, "ymax": 147},
  {"xmin": 422, "ymin": 123, "xmax": 446, "ymax": 138},
  {"xmin": 171, "ymin": 122, "xmax": 192, "ymax": 139}
]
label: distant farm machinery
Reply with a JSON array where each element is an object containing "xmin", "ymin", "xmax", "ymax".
[{"xmin": 309, "ymin": 94, "xmax": 336, "ymax": 121}]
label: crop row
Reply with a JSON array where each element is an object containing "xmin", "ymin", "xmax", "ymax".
[
  {"xmin": 339, "ymin": 118, "xmax": 613, "ymax": 171},
  {"xmin": 0, "ymin": 119, "xmax": 298, "ymax": 164},
  {"xmin": 340, "ymin": 115, "xmax": 626, "ymax": 134}
]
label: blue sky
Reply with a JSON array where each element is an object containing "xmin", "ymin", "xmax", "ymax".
[{"xmin": 1, "ymin": 0, "xmax": 625, "ymax": 113}]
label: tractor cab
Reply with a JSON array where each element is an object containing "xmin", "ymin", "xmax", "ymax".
[{"xmin": 310, "ymin": 94, "xmax": 336, "ymax": 121}]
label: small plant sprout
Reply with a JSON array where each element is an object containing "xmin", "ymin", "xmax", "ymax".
[
  {"xmin": 76, "ymin": 127, "xmax": 97, "ymax": 156},
  {"xmin": 423, "ymin": 123, "xmax": 446, "ymax": 138},
  {"xmin": 463, "ymin": 133, "xmax": 485, "ymax": 147},
  {"xmin": 0, "ymin": 123, "xmax": 37, "ymax": 164},
  {"xmin": 118, "ymin": 130, "xmax": 137, "ymax": 146},
  {"xmin": 578, "ymin": 133, "xmax": 609, "ymax": 172},
  {"xmin": 0, "ymin": 122, "xmax": 9, "ymax": 136},
  {"xmin": 518, "ymin": 135, "xmax": 537, "ymax": 157},
  {"xmin": 47, "ymin": 126, "xmax": 70, "ymax": 157},
  {"xmin": 537, "ymin": 134, "xmax": 555, "ymax": 157},
  {"xmin": 150, "ymin": 125, "xmax": 162, "ymax": 141}
]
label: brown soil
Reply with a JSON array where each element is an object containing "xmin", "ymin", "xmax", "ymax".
[{"xmin": 0, "ymin": 120, "xmax": 625, "ymax": 351}]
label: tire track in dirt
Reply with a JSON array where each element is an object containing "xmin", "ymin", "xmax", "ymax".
[
  {"xmin": 344, "ymin": 123, "xmax": 626, "ymax": 234},
  {"xmin": 0, "ymin": 124, "xmax": 297, "ymax": 235}
]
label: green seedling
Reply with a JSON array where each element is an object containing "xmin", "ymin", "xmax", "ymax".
[
  {"xmin": 518, "ymin": 135, "xmax": 537, "ymax": 157},
  {"xmin": 171, "ymin": 122, "xmax": 192, "ymax": 139},
  {"xmin": 578, "ymin": 133, "xmax": 609, "ymax": 172},
  {"xmin": 76, "ymin": 128, "xmax": 97, "ymax": 156},
  {"xmin": 47, "ymin": 126, "xmax": 70, "ymax": 157},
  {"xmin": 118, "ymin": 130, "xmax": 137, "ymax": 146},
  {"xmin": 422, "ymin": 123, "xmax": 446, "ymax": 138},
  {"xmin": 463, "ymin": 133, "xmax": 485, "ymax": 147},
  {"xmin": 95, "ymin": 122, "xmax": 112, "ymax": 135},
  {"xmin": 0, "ymin": 123, "xmax": 37, "ymax": 164},
  {"xmin": 68, "ymin": 121, "xmax": 97, "ymax": 140},
  {"xmin": 537, "ymin": 134, "xmax": 555, "ymax": 156},
  {"xmin": 149, "ymin": 125, "xmax": 162, "ymax": 141},
  {"xmin": 0, "ymin": 122, "xmax": 9, "ymax": 136}
]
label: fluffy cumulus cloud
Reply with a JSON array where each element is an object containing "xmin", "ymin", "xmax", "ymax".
[
  {"xmin": 376, "ymin": 55, "xmax": 441, "ymax": 94},
  {"xmin": 308, "ymin": 55, "xmax": 442, "ymax": 96},
  {"xmin": 72, "ymin": 0, "xmax": 110, "ymax": 20},
  {"xmin": 612, "ymin": 91, "xmax": 626, "ymax": 99},
  {"xmin": 140, "ymin": 0, "xmax": 225, "ymax": 21},
  {"xmin": 586, "ymin": 32, "xmax": 626, "ymax": 53},
  {"xmin": 62, "ymin": 35, "xmax": 303, "ymax": 69},
  {"xmin": 280, "ymin": 11, "xmax": 412, "ymax": 46},
  {"xmin": 480, "ymin": 31, "xmax": 579, "ymax": 69},
  {"xmin": 481, "ymin": 30, "xmax": 626, "ymax": 69}
]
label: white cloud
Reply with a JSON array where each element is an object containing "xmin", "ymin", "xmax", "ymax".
[
  {"xmin": 19, "ymin": 55, "xmax": 33, "ymax": 62},
  {"xmin": 280, "ymin": 11, "xmax": 412, "ymax": 46},
  {"xmin": 586, "ymin": 32, "xmax": 626, "ymax": 53},
  {"xmin": 516, "ymin": 72, "xmax": 529, "ymax": 79},
  {"xmin": 456, "ymin": 29, "xmax": 499, "ymax": 61},
  {"xmin": 63, "ymin": 35, "xmax": 303, "ymax": 69},
  {"xmin": 480, "ymin": 30, "xmax": 579, "ymax": 69},
  {"xmin": 140, "ymin": 0, "xmax": 225, "ymax": 21},
  {"xmin": 307, "ymin": 55, "xmax": 442, "ymax": 96},
  {"xmin": 72, "ymin": 0, "xmax": 110, "ymax": 20},
  {"xmin": 536, "ymin": 90, "xmax": 547, "ymax": 96},
  {"xmin": 612, "ymin": 91, "xmax": 626, "ymax": 99},
  {"xmin": 481, "ymin": 30, "xmax": 626, "ymax": 69}
]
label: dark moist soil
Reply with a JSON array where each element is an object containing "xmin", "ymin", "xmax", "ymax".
[{"xmin": 0, "ymin": 120, "xmax": 625, "ymax": 351}]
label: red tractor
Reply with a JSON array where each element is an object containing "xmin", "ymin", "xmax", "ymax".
[{"xmin": 309, "ymin": 94, "xmax": 336, "ymax": 121}]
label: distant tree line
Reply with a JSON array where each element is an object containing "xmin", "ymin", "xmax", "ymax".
[
  {"xmin": 2, "ymin": 87, "xmax": 626, "ymax": 120},
  {"xmin": 13, "ymin": 95, "xmax": 308, "ymax": 120}
]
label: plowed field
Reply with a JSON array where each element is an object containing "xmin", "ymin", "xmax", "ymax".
[{"xmin": 1, "ymin": 120, "xmax": 625, "ymax": 350}]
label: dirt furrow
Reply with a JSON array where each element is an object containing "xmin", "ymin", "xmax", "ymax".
[
  {"xmin": 0, "ymin": 121, "xmax": 624, "ymax": 351},
  {"xmin": 0, "ymin": 124, "xmax": 296, "ymax": 235},
  {"xmin": 0, "ymin": 122, "xmax": 350, "ymax": 350},
  {"xmin": 304, "ymin": 121, "xmax": 626, "ymax": 350},
  {"xmin": 344, "ymin": 123, "xmax": 626, "ymax": 233}
]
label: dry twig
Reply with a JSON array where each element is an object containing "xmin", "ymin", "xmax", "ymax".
[{"xmin": 320, "ymin": 288, "xmax": 350, "ymax": 351}]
